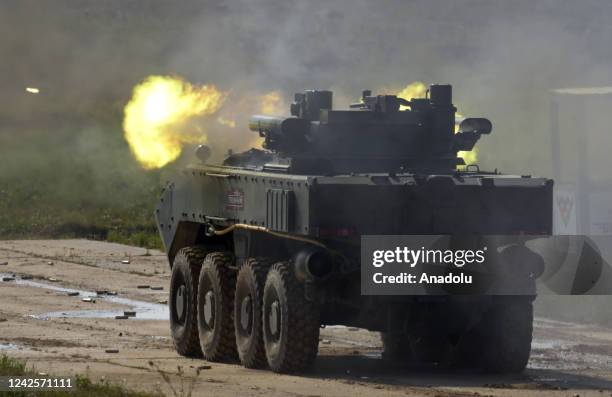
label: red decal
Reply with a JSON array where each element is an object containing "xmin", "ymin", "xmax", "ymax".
[{"xmin": 226, "ymin": 189, "xmax": 244, "ymax": 211}]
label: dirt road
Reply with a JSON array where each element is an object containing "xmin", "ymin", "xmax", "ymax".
[{"xmin": 1, "ymin": 239, "xmax": 611, "ymax": 397}]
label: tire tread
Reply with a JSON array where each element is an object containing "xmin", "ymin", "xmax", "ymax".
[
  {"xmin": 171, "ymin": 246, "xmax": 210, "ymax": 357},
  {"xmin": 235, "ymin": 257, "xmax": 273, "ymax": 368},
  {"xmin": 265, "ymin": 262, "xmax": 320, "ymax": 373},
  {"xmin": 199, "ymin": 251, "xmax": 237, "ymax": 361}
]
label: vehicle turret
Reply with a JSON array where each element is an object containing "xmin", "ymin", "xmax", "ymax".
[{"xmin": 236, "ymin": 84, "xmax": 491, "ymax": 174}]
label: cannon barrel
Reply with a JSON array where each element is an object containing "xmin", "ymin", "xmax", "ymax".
[
  {"xmin": 249, "ymin": 115, "xmax": 312, "ymax": 152},
  {"xmin": 248, "ymin": 115, "xmax": 285, "ymax": 134},
  {"xmin": 249, "ymin": 115, "xmax": 311, "ymax": 136}
]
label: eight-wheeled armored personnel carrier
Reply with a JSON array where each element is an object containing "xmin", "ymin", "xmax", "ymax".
[{"xmin": 155, "ymin": 85, "xmax": 553, "ymax": 373}]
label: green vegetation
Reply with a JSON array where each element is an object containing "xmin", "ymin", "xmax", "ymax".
[
  {"xmin": 0, "ymin": 355, "xmax": 26, "ymax": 376},
  {"xmin": 0, "ymin": 113, "xmax": 166, "ymax": 250},
  {"xmin": 0, "ymin": 354, "xmax": 163, "ymax": 397}
]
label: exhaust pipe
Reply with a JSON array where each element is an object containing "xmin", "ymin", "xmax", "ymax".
[{"xmin": 294, "ymin": 247, "xmax": 333, "ymax": 282}]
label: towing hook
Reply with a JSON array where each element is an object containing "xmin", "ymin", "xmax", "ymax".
[{"xmin": 205, "ymin": 223, "xmax": 217, "ymax": 237}]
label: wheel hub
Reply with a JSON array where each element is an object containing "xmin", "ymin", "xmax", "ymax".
[
  {"xmin": 240, "ymin": 295, "xmax": 252, "ymax": 332},
  {"xmin": 203, "ymin": 290, "xmax": 215, "ymax": 327},
  {"xmin": 269, "ymin": 300, "xmax": 280, "ymax": 337},
  {"xmin": 175, "ymin": 284, "xmax": 186, "ymax": 322}
]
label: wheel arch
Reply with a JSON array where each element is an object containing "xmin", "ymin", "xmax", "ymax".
[{"xmin": 167, "ymin": 221, "xmax": 233, "ymax": 268}]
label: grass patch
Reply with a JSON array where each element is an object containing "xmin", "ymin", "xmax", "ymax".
[
  {"xmin": 0, "ymin": 355, "xmax": 27, "ymax": 377},
  {"xmin": 0, "ymin": 117, "xmax": 166, "ymax": 250},
  {"xmin": 0, "ymin": 354, "xmax": 164, "ymax": 396},
  {"xmin": 107, "ymin": 229, "xmax": 162, "ymax": 251}
]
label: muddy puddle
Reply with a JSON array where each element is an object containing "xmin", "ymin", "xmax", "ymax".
[
  {"xmin": 0, "ymin": 343, "xmax": 21, "ymax": 351},
  {"xmin": 1, "ymin": 273, "xmax": 168, "ymax": 320},
  {"xmin": 2, "ymin": 273, "xmax": 611, "ymax": 373}
]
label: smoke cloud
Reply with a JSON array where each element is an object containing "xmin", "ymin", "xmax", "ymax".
[
  {"xmin": 2, "ymin": 0, "xmax": 612, "ymax": 320},
  {"xmin": 4, "ymin": 0, "xmax": 612, "ymax": 174}
]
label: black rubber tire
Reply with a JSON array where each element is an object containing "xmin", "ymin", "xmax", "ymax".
[
  {"xmin": 197, "ymin": 251, "xmax": 238, "ymax": 362},
  {"xmin": 262, "ymin": 262, "xmax": 320, "ymax": 373},
  {"xmin": 234, "ymin": 257, "xmax": 273, "ymax": 368},
  {"xmin": 169, "ymin": 246, "xmax": 208, "ymax": 357},
  {"xmin": 477, "ymin": 297, "xmax": 534, "ymax": 373}
]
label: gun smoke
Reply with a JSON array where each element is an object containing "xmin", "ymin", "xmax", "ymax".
[{"xmin": 2, "ymin": 0, "xmax": 612, "ymax": 323}]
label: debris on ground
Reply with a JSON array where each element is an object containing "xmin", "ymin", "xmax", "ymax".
[{"xmin": 0, "ymin": 239, "xmax": 610, "ymax": 397}]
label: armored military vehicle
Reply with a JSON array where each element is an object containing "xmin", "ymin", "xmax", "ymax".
[{"xmin": 155, "ymin": 85, "xmax": 552, "ymax": 373}]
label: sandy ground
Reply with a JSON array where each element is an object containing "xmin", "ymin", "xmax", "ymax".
[{"xmin": 0, "ymin": 239, "xmax": 611, "ymax": 397}]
